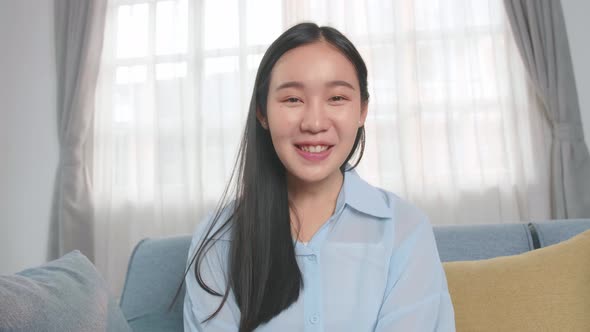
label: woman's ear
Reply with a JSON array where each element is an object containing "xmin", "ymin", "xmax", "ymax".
[
  {"xmin": 359, "ymin": 101, "xmax": 369, "ymax": 127},
  {"xmin": 256, "ymin": 108, "xmax": 268, "ymax": 130}
]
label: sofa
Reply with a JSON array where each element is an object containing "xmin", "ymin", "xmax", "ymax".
[
  {"xmin": 120, "ymin": 218, "xmax": 590, "ymax": 331},
  {"xmin": 3, "ymin": 219, "xmax": 587, "ymax": 331}
]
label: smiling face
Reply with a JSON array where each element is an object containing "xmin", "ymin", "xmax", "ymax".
[{"xmin": 260, "ymin": 41, "xmax": 368, "ymax": 186}]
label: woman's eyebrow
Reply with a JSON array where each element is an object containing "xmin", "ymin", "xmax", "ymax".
[
  {"xmin": 274, "ymin": 80, "xmax": 356, "ymax": 92},
  {"xmin": 325, "ymin": 80, "xmax": 355, "ymax": 90},
  {"xmin": 275, "ymin": 81, "xmax": 305, "ymax": 92}
]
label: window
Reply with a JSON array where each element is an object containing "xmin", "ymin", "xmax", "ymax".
[{"xmin": 95, "ymin": 0, "xmax": 539, "ymax": 225}]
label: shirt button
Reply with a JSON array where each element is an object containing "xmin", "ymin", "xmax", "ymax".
[
  {"xmin": 309, "ymin": 313, "xmax": 319, "ymax": 324},
  {"xmin": 307, "ymin": 254, "xmax": 317, "ymax": 262}
]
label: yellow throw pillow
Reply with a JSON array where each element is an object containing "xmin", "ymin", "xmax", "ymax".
[{"xmin": 443, "ymin": 229, "xmax": 590, "ymax": 332}]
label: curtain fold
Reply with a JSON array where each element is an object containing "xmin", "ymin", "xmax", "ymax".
[
  {"xmin": 51, "ymin": 0, "xmax": 107, "ymax": 261},
  {"xmin": 504, "ymin": 0, "xmax": 590, "ymax": 218}
]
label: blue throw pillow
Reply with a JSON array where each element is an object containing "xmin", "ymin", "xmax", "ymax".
[{"xmin": 0, "ymin": 250, "xmax": 131, "ymax": 332}]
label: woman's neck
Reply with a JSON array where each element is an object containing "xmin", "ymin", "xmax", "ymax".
[
  {"xmin": 287, "ymin": 170, "xmax": 343, "ymax": 205},
  {"xmin": 287, "ymin": 169, "xmax": 344, "ymax": 232}
]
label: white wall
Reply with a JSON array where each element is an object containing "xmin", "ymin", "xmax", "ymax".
[
  {"xmin": 0, "ymin": 1, "xmax": 58, "ymax": 274},
  {"xmin": 562, "ymin": 0, "xmax": 590, "ymax": 147}
]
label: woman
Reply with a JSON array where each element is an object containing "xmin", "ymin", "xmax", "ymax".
[{"xmin": 183, "ymin": 22, "xmax": 455, "ymax": 332}]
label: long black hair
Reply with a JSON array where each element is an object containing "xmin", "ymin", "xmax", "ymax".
[{"xmin": 175, "ymin": 22, "xmax": 369, "ymax": 332}]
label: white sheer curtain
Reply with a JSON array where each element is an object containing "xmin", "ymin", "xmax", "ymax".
[{"xmin": 94, "ymin": 0, "xmax": 550, "ymax": 294}]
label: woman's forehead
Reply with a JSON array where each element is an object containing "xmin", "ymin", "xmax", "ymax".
[{"xmin": 269, "ymin": 42, "xmax": 359, "ymax": 90}]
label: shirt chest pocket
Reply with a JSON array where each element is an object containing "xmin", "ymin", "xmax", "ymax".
[{"xmin": 321, "ymin": 244, "xmax": 389, "ymax": 330}]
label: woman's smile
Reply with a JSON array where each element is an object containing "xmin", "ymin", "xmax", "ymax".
[{"xmin": 294, "ymin": 144, "xmax": 334, "ymax": 161}]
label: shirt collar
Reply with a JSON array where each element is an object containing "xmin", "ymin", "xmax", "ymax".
[{"xmin": 342, "ymin": 168, "xmax": 391, "ymax": 219}]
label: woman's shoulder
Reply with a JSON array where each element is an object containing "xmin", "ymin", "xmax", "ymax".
[
  {"xmin": 364, "ymin": 187, "xmax": 438, "ymax": 262},
  {"xmin": 386, "ymin": 190, "xmax": 429, "ymax": 223},
  {"xmin": 346, "ymin": 170, "xmax": 429, "ymax": 229},
  {"xmin": 370, "ymin": 186, "xmax": 433, "ymax": 237},
  {"xmin": 369, "ymin": 184, "xmax": 428, "ymax": 223}
]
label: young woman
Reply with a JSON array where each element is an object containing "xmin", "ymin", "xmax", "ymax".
[{"xmin": 183, "ymin": 22, "xmax": 455, "ymax": 332}]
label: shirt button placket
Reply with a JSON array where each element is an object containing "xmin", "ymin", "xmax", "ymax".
[
  {"xmin": 305, "ymin": 252, "xmax": 321, "ymax": 331},
  {"xmin": 309, "ymin": 313, "xmax": 320, "ymax": 324}
]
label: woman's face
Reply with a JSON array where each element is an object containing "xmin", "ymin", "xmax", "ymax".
[{"xmin": 261, "ymin": 41, "xmax": 368, "ymax": 185}]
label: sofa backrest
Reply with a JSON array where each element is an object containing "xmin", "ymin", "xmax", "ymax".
[
  {"xmin": 434, "ymin": 223, "xmax": 534, "ymax": 262},
  {"xmin": 119, "ymin": 235, "xmax": 191, "ymax": 323},
  {"xmin": 533, "ymin": 219, "xmax": 590, "ymax": 246},
  {"xmin": 119, "ymin": 219, "xmax": 590, "ymax": 324}
]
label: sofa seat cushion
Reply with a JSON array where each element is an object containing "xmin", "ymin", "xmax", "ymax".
[
  {"xmin": 443, "ymin": 229, "xmax": 590, "ymax": 332},
  {"xmin": 0, "ymin": 250, "xmax": 131, "ymax": 332}
]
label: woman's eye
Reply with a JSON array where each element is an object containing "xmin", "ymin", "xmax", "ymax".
[
  {"xmin": 330, "ymin": 96, "xmax": 346, "ymax": 102},
  {"xmin": 284, "ymin": 97, "xmax": 301, "ymax": 103}
]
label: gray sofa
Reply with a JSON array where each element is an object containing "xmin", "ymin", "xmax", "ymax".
[{"xmin": 119, "ymin": 219, "xmax": 590, "ymax": 331}]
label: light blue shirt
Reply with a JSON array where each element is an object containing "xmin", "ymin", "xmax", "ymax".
[{"xmin": 184, "ymin": 169, "xmax": 456, "ymax": 331}]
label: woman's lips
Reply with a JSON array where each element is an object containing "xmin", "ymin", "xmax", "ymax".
[{"xmin": 294, "ymin": 144, "xmax": 334, "ymax": 161}]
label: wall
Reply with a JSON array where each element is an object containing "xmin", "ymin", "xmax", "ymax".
[
  {"xmin": 0, "ymin": 1, "xmax": 58, "ymax": 274},
  {"xmin": 562, "ymin": 0, "xmax": 590, "ymax": 147}
]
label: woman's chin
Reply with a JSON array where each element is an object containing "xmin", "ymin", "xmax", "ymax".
[{"xmin": 285, "ymin": 162, "xmax": 342, "ymax": 186}]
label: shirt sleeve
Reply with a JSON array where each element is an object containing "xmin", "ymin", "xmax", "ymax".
[
  {"xmin": 183, "ymin": 215, "xmax": 241, "ymax": 332},
  {"xmin": 374, "ymin": 215, "xmax": 456, "ymax": 332}
]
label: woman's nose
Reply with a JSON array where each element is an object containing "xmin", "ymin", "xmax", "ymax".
[{"xmin": 300, "ymin": 100, "xmax": 329, "ymax": 133}]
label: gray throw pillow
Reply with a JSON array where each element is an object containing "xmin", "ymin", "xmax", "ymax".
[{"xmin": 0, "ymin": 250, "xmax": 131, "ymax": 332}]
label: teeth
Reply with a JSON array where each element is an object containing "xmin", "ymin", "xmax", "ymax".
[{"xmin": 300, "ymin": 145, "xmax": 329, "ymax": 153}]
